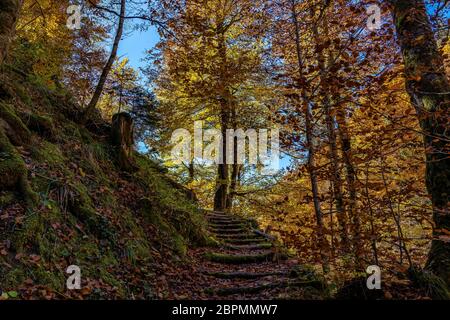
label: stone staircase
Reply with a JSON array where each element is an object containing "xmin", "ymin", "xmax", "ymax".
[{"xmin": 199, "ymin": 211, "xmax": 327, "ymax": 298}]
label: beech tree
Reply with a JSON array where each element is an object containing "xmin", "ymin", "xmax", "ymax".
[
  {"xmin": 152, "ymin": 0, "xmax": 270, "ymax": 211},
  {"xmin": 389, "ymin": 0, "xmax": 450, "ymax": 285}
]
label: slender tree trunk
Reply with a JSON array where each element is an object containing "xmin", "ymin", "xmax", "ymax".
[
  {"xmin": 188, "ymin": 161, "xmax": 194, "ymax": 183},
  {"xmin": 312, "ymin": 17, "xmax": 349, "ymax": 253},
  {"xmin": 0, "ymin": 0, "xmax": 23, "ymax": 65},
  {"xmin": 364, "ymin": 163, "xmax": 379, "ymax": 266},
  {"xmin": 214, "ymin": 106, "xmax": 229, "ymax": 211},
  {"xmin": 380, "ymin": 156, "xmax": 412, "ymax": 268},
  {"xmin": 390, "ymin": 0, "xmax": 450, "ymax": 285},
  {"xmin": 291, "ymin": 0, "xmax": 329, "ymax": 272},
  {"xmin": 84, "ymin": 0, "xmax": 126, "ymax": 120},
  {"xmin": 336, "ymin": 108, "xmax": 362, "ymax": 266}
]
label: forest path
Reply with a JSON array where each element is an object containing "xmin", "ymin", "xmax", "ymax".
[{"xmin": 164, "ymin": 211, "xmax": 326, "ymax": 299}]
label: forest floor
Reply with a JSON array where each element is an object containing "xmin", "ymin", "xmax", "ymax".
[{"xmin": 154, "ymin": 211, "xmax": 328, "ymax": 300}]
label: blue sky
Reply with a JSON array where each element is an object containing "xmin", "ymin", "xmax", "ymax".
[{"xmin": 117, "ymin": 25, "xmax": 159, "ymax": 73}]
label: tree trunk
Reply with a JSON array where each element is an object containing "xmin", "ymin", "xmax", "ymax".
[
  {"xmin": 390, "ymin": 0, "xmax": 450, "ymax": 285},
  {"xmin": 214, "ymin": 106, "xmax": 230, "ymax": 211},
  {"xmin": 364, "ymin": 162, "xmax": 379, "ymax": 266},
  {"xmin": 84, "ymin": 0, "xmax": 126, "ymax": 120},
  {"xmin": 227, "ymin": 108, "xmax": 239, "ymax": 210},
  {"xmin": 214, "ymin": 29, "xmax": 231, "ymax": 212},
  {"xmin": 0, "ymin": 0, "xmax": 23, "ymax": 65},
  {"xmin": 312, "ymin": 17, "xmax": 349, "ymax": 253},
  {"xmin": 111, "ymin": 112, "xmax": 137, "ymax": 172},
  {"xmin": 336, "ymin": 108, "xmax": 362, "ymax": 266},
  {"xmin": 227, "ymin": 148, "xmax": 241, "ymax": 210},
  {"xmin": 188, "ymin": 161, "xmax": 194, "ymax": 183},
  {"xmin": 291, "ymin": 0, "xmax": 329, "ymax": 272}
]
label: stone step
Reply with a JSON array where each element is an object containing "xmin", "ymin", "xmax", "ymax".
[
  {"xmin": 207, "ymin": 280, "xmax": 324, "ymax": 296},
  {"xmin": 208, "ymin": 222, "xmax": 247, "ymax": 229},
  {"xmin": 208, "ymin": 216, "xmax": 243, "ymax": 222},
  {"xmin": 203, "ymin": 251, "xmax": 274, "ymax": 264},
  {"xmin": 223, "ymin": 238, "xmax": 269, "ymax": 245},
  {"xmin": 204, "ymin": 271, "xmax": 287, "ymax": 279},
  {"xmin": 209, "ymin": 227, "xmax": 247, "ymax": 234},
  {"xmin": 216, "ymin": 232, "xmax": 263, "ymax": 240},
  {"xmin": 223, "ymin": 242, "xmax": 273, "ymax": 250}
]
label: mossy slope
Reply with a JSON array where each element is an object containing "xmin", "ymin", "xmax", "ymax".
[{"xmin": 0, "ymin": 69, "xmax": 207, "ymax": 299}]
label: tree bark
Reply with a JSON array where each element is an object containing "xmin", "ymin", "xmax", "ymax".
[
  {"xmin": 364, "ymin": 162, "xmax": 379, "ymax": 266},
  {"xmin": 227, "ymin": 143, "xmax": 241, "ymax": 210},
  {"xmin": 390, "ymin": 0, "xmax": 450, "ymax": 285},
  {"xmin": 312, "ymin": 16, "xmax": 349, "ymax": 253},
  {"xmin": 0, "ymin": 0, "xmax": 23, "ymax": 65},
  {"xmin": 291, "ymin": 0, "xmax": 329, "ymax": 272},
  {"xmin": 214, "ymin": 28, "xmax": 231, "ymax": 211},
  {"xmin": 188, "ymin": 161, "xmax": 194, "ymax": 183},
  {"xmin": 111, "ymin": 112, "xmax": 137, "ymax": 172},
  {"xmin": 336, "ymin": 108, "xmax": 362, "ymax": 266},
  {"xmin": 214, "ymin": 105, "xmax": 230, "ymax": 211},
  {"xmin": 84, "ymin": 0, "xmax": 126, "ymax": 120},
  {"xmin": 227, "ymin": 107, "xmax": 240, "ymax": 210}
]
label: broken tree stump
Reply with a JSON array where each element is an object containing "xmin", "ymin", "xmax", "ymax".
[{"xmin": 111, "ymin": 112, "xmax": 138, "ymax": 172}]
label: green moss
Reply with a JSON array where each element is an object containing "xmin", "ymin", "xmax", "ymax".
[
  {"xmin": 14, "ymin": 81, "xmax": 33, "ymax": 106},
  {"xmin": 0, "ymin": 102, "xmax": 31, "ymax": 144},
  {"xmin": 78, "ymin": 126, "xmax": 94, "ymax": 144},
  {"xmin": 62, "ymin": 121, "xmax": 83, "ymax": 141},
  {"xmin": 172, "ymin": 234, "xmax": 187, "ymax": 256},
  {"xmin": 31, "ymin": 141, "xmax": 66, "ymax": 166},
  {"xmin": 14, "ymin": 203, "xmax": 60, "ymax": 255},
  {"xmin": 73, "ymin": 203, "xmax": 115, "ymax": 241},
  {"xmin": 76, "ymin": 241, "xmax": 101, "ymax": 262},
  {"xmin": 22, "ymin": 112, "xmax": 55, "ymax": 138},
  {"xmin": 88, "ymin": 142, "xmax": 110, "ymax": 163},
  {"xmin": 2, "ymin": 269, "xmax": 27, "ymax": 289},
  {"xmin": 0, "ymin": 129, "xmax": 37, "ymax": 205},
  {"xmin": 0, "ymin": 129, "xmax": 27, "ymax": 188},
  {"xmin": 204, "ymin": 236, "xmax": 221, "ymax": 247},
  {"xmin": 124, "ymin": 239, "xmax": 152, "ymax": 264},
  {"xmin": 135, "ymin": 155, "xmax": 208, "ymax": 247},
  {"xmin": 32, "ymin": 265, "xmax": 65, "ymax": 291},
  {"xmin": 204, "ymin": 251, "xmax": 275, "ymax": 264},
  {"xmin": 78, "ymin": 143, "xmax": 113, "ymax": 184},
  {"xmin": 0, "ymin": 191, "xmax": 15, "ymax": 207}
]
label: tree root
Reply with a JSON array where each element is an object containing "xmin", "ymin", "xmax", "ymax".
[{"xmin": 0, "ymin": 128, "xmax": 37, "ymax": 206}]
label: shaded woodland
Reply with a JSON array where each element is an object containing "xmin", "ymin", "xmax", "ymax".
[{"xmin": 0, "ymin": 0, "xmax": 448, "ymax": 300}]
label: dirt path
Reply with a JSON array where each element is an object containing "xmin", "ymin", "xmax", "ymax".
[{"xmin": 163, "ymin": 211, "xmax": 326, "ymax": 299}]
